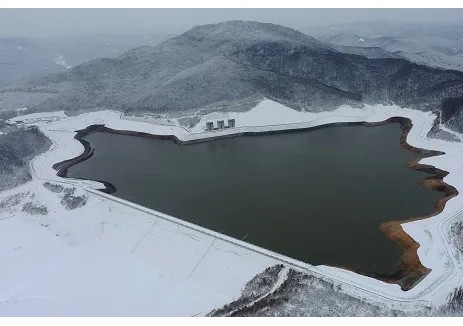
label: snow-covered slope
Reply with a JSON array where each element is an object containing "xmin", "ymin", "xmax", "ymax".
[
  {"xmin": 3, "ymin": 20, "xmax": 463, "ymax": 133},
  {"xmin": 310, "ymin": 22, "xmax": 463, "ymax": 72},
  {"xmin": 0, "ymin": 33, "xmax": 170, "ymax": 88}
]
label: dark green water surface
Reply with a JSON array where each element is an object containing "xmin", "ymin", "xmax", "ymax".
[{"xmin": 67, "ymin": 123, "xmax": 443, "ymax": 275}]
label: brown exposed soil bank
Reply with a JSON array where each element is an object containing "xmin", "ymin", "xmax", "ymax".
[
  {"xmin": 358, "ymin": 117, "xmax": 458, "ymax": 290},
  {"xmin": 52, "ymin": 117, "xmax": 458, "ymax": 291}
]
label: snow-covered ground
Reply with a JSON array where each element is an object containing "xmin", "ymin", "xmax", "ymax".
[
  {"xmin": 53, "ymin": 54, "xmax": 72, "ymax": 69},
  {"xmin": 2, "ymin": 99, "xmax": 463, "ymax": 315}
]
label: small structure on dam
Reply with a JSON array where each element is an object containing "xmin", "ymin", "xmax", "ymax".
[
  {"xmin": 205, "ymin": 121, "xmax": 214, "ymax": 131},
  {"xmin": 217, "ymin": 120, "xmax": 225, "ymax": 129},
  {"xmin": 228, "ymin": 118, "xmax": 236, "ymax": 128}
]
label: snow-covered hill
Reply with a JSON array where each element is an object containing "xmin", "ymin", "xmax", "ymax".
[
  {"xmin": 309, "ymin": 22, "xmax": 463, "ymax": 72},
  {"xmin": 0, "ymin": 33, "xmax": 170, "ymax": 87},
  {"xmin": 2, "ymin": 20, "xmax": 463, "ymax": 133}
]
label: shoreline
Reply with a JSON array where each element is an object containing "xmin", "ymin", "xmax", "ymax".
[
  {"xmin": 361, "ymin": 118, "xmax": 458, "ymax": 290},
  {"xmin": 52, "ymin": 117, "xmax": 458, "ymax": 291}
]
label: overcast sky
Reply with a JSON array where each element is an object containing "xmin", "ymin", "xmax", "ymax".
[{"xmin": 1, "ymin": 8, "xmax": 463, "ymax": 38}]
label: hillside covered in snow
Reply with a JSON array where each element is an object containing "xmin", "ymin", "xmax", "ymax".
[{"xmin": 2, "ymin": 20, "xmax": 463, "ymax": 133}]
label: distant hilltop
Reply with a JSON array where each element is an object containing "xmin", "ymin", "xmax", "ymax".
[{"xmin": 1, "ymin": 20, "xmax": 463, "ymax": 132}]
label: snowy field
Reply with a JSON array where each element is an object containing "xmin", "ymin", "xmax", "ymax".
[{"xmin": 1, "ymin": 99, "xmax": 463, "ymax": 316}]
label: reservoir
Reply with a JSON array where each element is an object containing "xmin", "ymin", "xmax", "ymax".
[{"xmin": 66, "ymin": 123, "xmax": 443, "ymax": 277}]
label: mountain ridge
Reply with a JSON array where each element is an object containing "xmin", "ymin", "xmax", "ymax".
[{"xmin": 2, "ymin": 20, "xmax": 463, "ymax": 131}]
